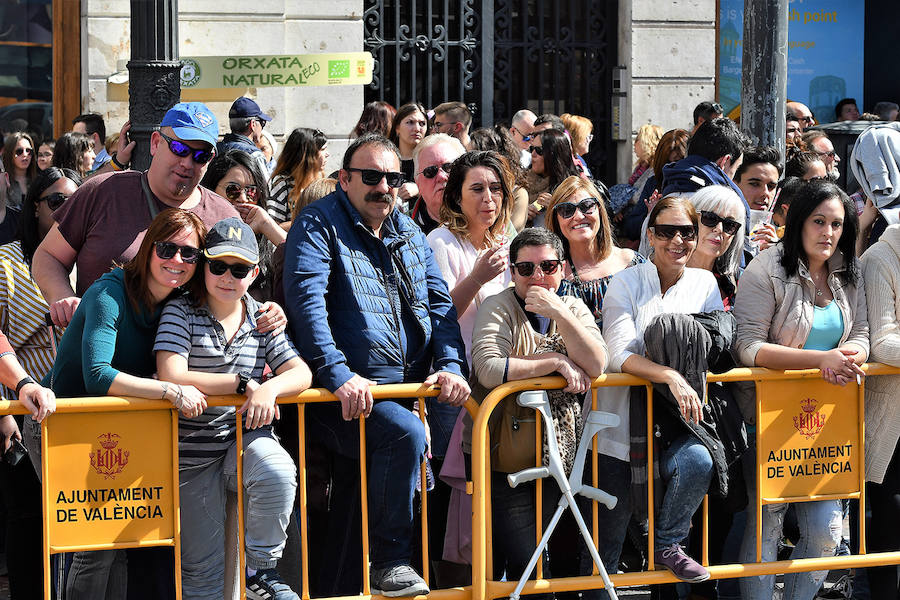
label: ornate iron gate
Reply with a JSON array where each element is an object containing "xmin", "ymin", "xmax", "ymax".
[{"xmin": 363, "ymin": 0, "xmax": 618, "ymax": 181}]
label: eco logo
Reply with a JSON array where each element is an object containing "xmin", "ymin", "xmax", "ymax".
[
  {"xmin": 328, "ymin": 60, "xmax": 350, "ymax": 79},
  {"xmin": 90, "ymin": 433, "xmax": 130, "ymax": 479},
  {"xmin": 180, "ymin": 58, "xmax": 201, "ymax": 88},
  {"xmin": 793, "ymin": 398, "xmax": 826, "ymax": 439}
]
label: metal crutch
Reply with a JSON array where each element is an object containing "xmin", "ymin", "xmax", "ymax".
[{"xmin": 506, "ymin": 390, "xmax": 621, "ymax": 600}]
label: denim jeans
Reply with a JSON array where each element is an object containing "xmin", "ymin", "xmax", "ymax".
[
  {"xmin": 425, "ymin": 398, "xmax": 460, "ymax": 459},
  {"xmin": 65, "ymin": 549, "xmax": 127, "ymax": 600},
  {"xmin": 581, "ymin": 454, "xmax": 633, "ymax": 600},
  {"xmin": 739, "ymin": 447, "xmax": 842, "ymax": 600},
  {"xmin": 180, "ymin": 427, "xmax": 296, "ymax": 599},
  {"xmin": 656, "ymin": 434, "xmax": 713, "ymax": 549},
  {"xmin": 308, "ymin": 399, "xmax": 426, "ymax": 570}
]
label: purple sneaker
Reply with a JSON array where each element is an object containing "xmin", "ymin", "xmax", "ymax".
[{"xmin": 654, "ymin": 543, "xmax": 710, "ymax": 583}]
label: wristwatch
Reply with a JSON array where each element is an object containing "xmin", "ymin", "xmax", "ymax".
[
  {"xmin": 15, "ymin": 376, "xmax": 36, "ymax": 394},
  {"xmin": 236, "ymin": 371, "xmax": 252, "ymax": 395}
]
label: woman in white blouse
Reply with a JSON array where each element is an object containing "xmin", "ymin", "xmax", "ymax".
[{"xmin": 602, "ymin": 196, "xmax": 724, "ymax": 583}]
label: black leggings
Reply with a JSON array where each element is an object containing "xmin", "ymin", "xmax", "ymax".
[{"xmin": 867, "ymin": 441, "xmax": 900, "ymax": 597}]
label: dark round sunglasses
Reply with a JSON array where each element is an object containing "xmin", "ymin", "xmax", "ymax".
[
  {"xmin": 224, "ymin": 182, "xmax": 259, "ymax": 203},
  {"xmin": 650, "ymin": 224, "xmax": 698, "ymax": 241},
  {"xmin": 38, "ymin": 192, "xmax": 70, "ymax": 212},
  {"xmin": 699, "ymin": 211, "xmax": 742, "ymax": 235},
  {"xmin": 554, "ymin": 198, "xmax": 600, "ymax": 220},
  {"xmin": 154, "ymin": 241, "xmax": 202, "ymax": 263},
  {"xmin": 15, "ymin": 147, "xmax": 33, "ymax": 157},
  {"xmin": 159, "ymin": 132, "xmax": 215, "ymax": 165},
  {"xmin": 418, "ymin": 162, "xmax": 453, "ymax": 179},
  {"xmin": 345, "ymin": 168, "xmax": 405, "ymax": 188},
  {"xmin": 528, "ymin": 145, "xmax": 544, "ymax": 156},
  {"xmin": 207, "ymin": 258, "xmax": 253, "ymax": 279},
  {"xmin": 512, "ymin": 259, "xmax": 562, "ymax": 277}
]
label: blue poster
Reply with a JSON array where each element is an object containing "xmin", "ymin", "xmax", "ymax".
[{"xmin": 718, "ymin": 0, "xmax": 865, "ymax": 123}]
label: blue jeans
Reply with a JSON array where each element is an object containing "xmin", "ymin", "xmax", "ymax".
[
  {"xmin": 657, "ymin": 434, "xmax": 714, "ymax": 549},
  {"xmin": 581, "ymin": 454, "xmax": 632, "ymax": 600},
  {"xmin": 308, "ymin": 399, "xmax": 426, "ymax": 570},
  {"xmin": 739, "ymin": 447, "xmax": 842, "ymax": 600}
]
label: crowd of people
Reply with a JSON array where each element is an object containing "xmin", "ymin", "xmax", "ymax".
[{"xmin": 0, "ymin": 92, "xmax": 899, "ymax": 600}]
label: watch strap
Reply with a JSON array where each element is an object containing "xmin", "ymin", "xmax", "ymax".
[{"xmin": 15, "ymin": 376, "xmax": 36, "ymax": 394}]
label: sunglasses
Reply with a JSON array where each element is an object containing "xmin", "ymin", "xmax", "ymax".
[
  {"xmin": 38, "ymin": 192, "xmax": 70, "ymax": 211},
  {"xmin": 699, "ymin": 211, "xmax": 742, "ymax": 235},
  {"xmin": 650, "ymin": 224, "xmax": 698, "ymax": 240},
  {"xmin": 224, "ymin": 182, "xmax": 259, "ymax": 202},
  {"xmin": 512, "ymin": 259, "xmax": 562, "ymax": 277},
  {"xmin": 345, "ymin": 167, "xmax": 405, "ymax": 188},
  {"xmin": 207, "ymin": 258, "xmax": 253, "ymax": 279},
  {"xmin": 154, "ymin": 241, "xmax": 202, "ymax": 263},
  {"xmin": 15, "ymin": 147, "xmax": 33, "ymax": 157},
  {"xmin": 511, "ymin": 127, "xmax": 533, "ymax": 142},
  {"xmin": 816, "ymin": 150, "xmax": 837, "ymax": 159},
  {"xmin": 554, "ymin": 198, "xmax": 600, "ymax": 219},
  {"xmin": 529, "ymin": 145, "xmax": 544, "ymax": 156},
  {"xmin": 419, "ymin": 162, "xmax": 453, "ymax": 179},
  {"xmin": 158, "ymin": 132, "xmax": 215, "ymax": 165}
]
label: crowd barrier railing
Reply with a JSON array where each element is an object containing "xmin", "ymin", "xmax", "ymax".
[{"xmin": 5, "ymin": 366, "xmax": 900, "ymax": 600}]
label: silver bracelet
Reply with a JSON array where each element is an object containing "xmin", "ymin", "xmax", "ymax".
[
  {"xmin": 174, "ymin": 386, "xmax": 185, "ymax": 410},
  {"xmin": 160, "ymin": 382, "xmax": 169, "ymax": 401}
]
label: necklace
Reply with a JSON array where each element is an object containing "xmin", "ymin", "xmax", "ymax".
[{"xmin": 811, "ymin": 271, "xmax": 827, "ymax": 297}]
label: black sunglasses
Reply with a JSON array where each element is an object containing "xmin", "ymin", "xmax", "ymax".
[
  {"xmin": 345, "ymin": 167, "xmax": 405, "ymax": 188},
  {"xmin": 528, "ymin": 145, "xmax": 544, "ymax": 156},
  {"xmin": 419, "ymin": 162, "xmax": 453, "ymax": 179},
  {"xmin": 15, "ymin": 147, "xmax": 33, "ymax": 157},
  {"xmin": 158, "ymin": 132, "xmax": 215, "ymax": 165},
  {"xmin": 554, "ymin": 198, "xmax": 600, "ymax": 220},
  {"xmin": 512, "ymin": 259, "xmax": 562, "ymax": 277},
  {"xmin": 38, "ymin": 192, "xmax": 70, "ymax": 211},
  {"xmin": 650, "ymin": 224, "xmax": 698, "ymax": 241},
  {"xmin": 699, "ymin": 211, "xmax": 742, "ymax": 235},
  {"xmin": 154, "ymin": 241, "xmax": 202, "ymax": 264},
  {"xmin": 224, "ymin": 182, "xmax": 259, "ymax": 202},
  {"xmin": 207, "ymin": 258, "xmax": 253, "ymax": 279}
]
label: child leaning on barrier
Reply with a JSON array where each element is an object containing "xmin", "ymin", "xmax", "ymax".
[{"xmin": 155, "ymin": 217, "xmax": 312, "ymax": 600}]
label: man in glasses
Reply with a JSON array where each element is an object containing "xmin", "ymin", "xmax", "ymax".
[
  {"xmin": 218, "ymin": 96, "xmax": 272, "ymax": 182},
  {"xmin": 802, "ymin": 130, "xmax": 841, "ymax": 183},
  {"xmin": 787, "ymin": 101, "xmax": 816, "ymax": 132},
  {"xmin": 508, "ymin": 108, "xmax": 537, "ymax": 167},
  {"xmin": 432, "ymin": 101, "xmax": 473, "ymax": 149},
  {"xmin": 691, "ymin": 101, "xmax": 724, "ymax": 135},
  {"xmin": 33, "ymin": 102, "xmax": 239, "ymax": 327},
  {"xmin": 410, "ymin": 133, "xmax": 466, "ymax": 234},
  {"xmin": 284, "ymin": 133, "xmax": 469, "ymax": 597}
]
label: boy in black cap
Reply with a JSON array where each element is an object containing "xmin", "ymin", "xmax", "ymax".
[{"xmin": 155, "ymin": 217, "xmax": 311, "ymax": 600}]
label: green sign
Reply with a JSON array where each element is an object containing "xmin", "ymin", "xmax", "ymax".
[{"xmin": 180, "ymin": 53, "xmax": 373, "ymax": 89}]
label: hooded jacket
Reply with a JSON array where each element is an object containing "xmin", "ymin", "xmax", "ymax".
[
  {"xmin": 850, "ymin": 123, "xmax": 900, "ymax": 225},
  {"xmin": 661, "ymin": 155, "xmax": 750, "ymax": 227}
]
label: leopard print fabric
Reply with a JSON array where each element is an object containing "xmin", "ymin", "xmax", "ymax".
[{"xmin": 535, "ymin": 333, "xmax": 584, "ymax": 477}]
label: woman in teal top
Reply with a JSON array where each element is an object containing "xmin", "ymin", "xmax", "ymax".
[{"xmin": 733, "ymin": 180, "xmax": 868, "ymax": 600}]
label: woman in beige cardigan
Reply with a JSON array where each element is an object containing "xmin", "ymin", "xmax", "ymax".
[
  {"xmin": 734, "ymin": 179, "xmax": 868, "ymax": 600},
  {"xmin": 860, "ymin": 223, "xmax": 900, "ymax": 597}
]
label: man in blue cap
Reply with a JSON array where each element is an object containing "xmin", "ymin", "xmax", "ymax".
[
  {"xmin": 33, "ymin": 102, "xmax": 240, "ymax": 328},
  {"xmin": 218, "ymin": 96, "xmax": 271, "ymax": 181}
]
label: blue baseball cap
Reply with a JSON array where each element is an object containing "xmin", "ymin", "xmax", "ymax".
[
  {"xmin": 229, "ymin": 97, "xmax": 272, "ymax": 121},
  {"xmin": 160, "ymin": 102, "xmax": 219, "ymax": 147}
]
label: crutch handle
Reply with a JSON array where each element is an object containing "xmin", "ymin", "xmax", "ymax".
[
  {"xmin": 579, "ymin": 485, "xmax": 617, "ymax": 509},
  {"xmin": 507, "ymin": 467, "xmax": 550, "ymax": 488}
]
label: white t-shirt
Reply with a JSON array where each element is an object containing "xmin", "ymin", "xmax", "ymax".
[
  {"xmin": 593, "ymin": 261, "xmax": 724, "ymax": 460},
  {"xmin": 426, "ymin": 226, "xmax": 511, "ymax": 366}
]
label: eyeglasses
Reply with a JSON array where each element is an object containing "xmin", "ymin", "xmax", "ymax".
[
  {"xmin": 529, "ymin": 145, "xmax": 544, "ymax": 156},
  {"xmin": 554, "ymin": 198, "xmax": 600, "ymax": 219},
  {"xmin": 511, "ymin": 127, "xmax": 534, "ymax": 142},
  {"xmin": 154, "ymin": 241, "xmax": 202, "ymax": 264},
  {"xmin": 38, "ymin": 192, "xmax": 70, "ymax": 211},
  {"xmin": 345, "ymin": 167, "xmax": 405, "ymax": 188},
  {"xmin": 419, "ymin": 162, "xmax": 453, "ymax": 179},
  {"xmin": 224, "ymin": 182, "xmax": 259, "ymax": 202},
  {"xmin": 699, "ymin": 211, "xmax": 742, "ymax": 235},
  {"xmin": 15, "ymin": 147, "xmax": 33, "ymax": 157},
  {"xmin": 816, "ymin": 150, "xmax": 837, "ymax": 159},
  {"xmin": 712, "ymin": 103, "xmax": 724, "ymax": 114},
  {"xmin": 207, "ymin": 258, "xmax": 253, "ymax": 279},
  {"xmin": 158, "ymin": 132, "xmax": 215, "ymax": 165},
  {"xmin": 650, "ymin": 224, "xmax": 698, "ymax": 240},
  {"xmin": 512, "ymin": 259, "xmax": 562, "ymax": 277},
  {"xmin": 254, "ymin": 118, "xmax": 266, "ymax": 130}
]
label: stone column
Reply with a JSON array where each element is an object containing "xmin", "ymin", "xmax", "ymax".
[
  {"xmin": 127, "ymin": 0, "xmax": 181, "ymax": 171},
  {"xmin": 740, "ymin": 0, "xmax": 788, "ymax": 155}
]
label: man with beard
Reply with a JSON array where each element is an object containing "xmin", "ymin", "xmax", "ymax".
[
  {"xmin": 802, "ymin": 129, "xmax": 841, "ymax": 183},
  {"xmin": 283, "ymin": 133, "xmax": 470, "ymax": 597},
  {"xmin": 409, "ymin": 133, "xmax": 466, "ymax": 234}
]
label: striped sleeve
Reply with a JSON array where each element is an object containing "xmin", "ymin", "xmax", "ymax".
[
  {"xmin": 263, "ymin": 328, "xmax": 299, "ymax": 373},
  {"xmin": 267, "ymin": 175, "xmax": 294, "ymax": 223},
  {"xmin": 154, "ymin": 298, "xmax": 192, "ymax": 357}
]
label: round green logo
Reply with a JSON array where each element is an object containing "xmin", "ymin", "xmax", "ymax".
[{"xmin": 180, "ymin": 59, "xmax": 201, "ymax": 88}]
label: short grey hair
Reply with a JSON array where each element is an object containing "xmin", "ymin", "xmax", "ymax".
[
  {"xmin": 511, "ymin": 109, "xmax": 537, "ymax": 128},
  {"xmin": 689, "ymin": 185, "xmax": 746, "ymax": 279},
  {"xmin": 412, "ymin": 133, "xmax": 466, "ymax": 174},
  {"xmin": 229, "ymin": 116, "xmax": 254, "ymax": 134}
]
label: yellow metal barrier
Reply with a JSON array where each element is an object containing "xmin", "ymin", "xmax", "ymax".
[{"xmin": 4, "ymin": 366, "xmax": 900, "ymax": 599}]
